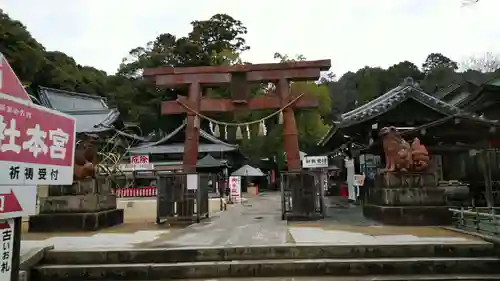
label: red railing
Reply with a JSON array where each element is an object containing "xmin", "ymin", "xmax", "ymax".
[{"xmin": 113, "ymin": 186, "xmax": 157, "ymax": 198}]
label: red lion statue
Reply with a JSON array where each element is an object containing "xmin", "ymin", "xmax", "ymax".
[
  {"xmin": 379, "ymin": 126, "xmax": 430, "ymax": 172},
  {"xmin": 73, "ymin": 136, "xmax": 99, "ymax": 180}
]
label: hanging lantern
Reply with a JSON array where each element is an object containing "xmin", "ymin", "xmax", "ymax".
[
  {"xmin": 236, "ymin": 126, "xmax": 243, "ymax": 140},
  {"xmin": 278, "ymin": 111, "xmax": 284, "ymax": 124},
  {"xmin": 246, "ymin": 125, "xmax": 251, "ymax": 139},
  {"xmin": 214, "ymin": 123, "xmax": 220, "ymax": 138}
]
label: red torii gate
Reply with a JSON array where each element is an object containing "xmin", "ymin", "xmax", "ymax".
[{"xmin": 143, "ymin": 60, "xmax": 331, "ymax": 173}]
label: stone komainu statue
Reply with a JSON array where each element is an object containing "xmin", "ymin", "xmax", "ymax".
[
  {"xmin": 73, "ymin": 137, "xmax": 99, "ymax": 180},
  {"xmin": 379, "ymin": 126, "xmax": 430, "ymax": 172}
]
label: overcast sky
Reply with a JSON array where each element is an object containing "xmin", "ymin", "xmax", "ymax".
[{"xmin": 2, "ymin": 0, "xmax": 499, "ymax": 76}]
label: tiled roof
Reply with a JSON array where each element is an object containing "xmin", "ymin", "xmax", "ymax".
[
  {"xmin": 318, "ymin": 77, "xmax": 461, "ymax": 146},
  {"xmin": 434, "ymin": 83, "xmax": 462, "ymax": 100},
  {"xmin": 196, "ymin": 154, "xmax": 226, "ymax": 168},
  {"xmin": 37, "ymin": 87, "xmax": 120, "ymax": 133},
  {"xmin": 455, "ymin": 75, "xmax": 500, "ymax": 109},
  {"xmin": 129, "ymin": 121, "xmax": 238, "ymax": 154},
  {"xmin": 339, "ymin": 77, "xmax": 460, "ymax": 127},
  {"xmin": 128, "ymin": 143, "xmax": 237, "ymax": 154}
]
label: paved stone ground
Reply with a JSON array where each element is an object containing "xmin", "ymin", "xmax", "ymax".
[
  {"xmin": 181, "ymin": 277, "xmax": 494, "ymax": 281},
  {"xmin": 20, "ymin": 192, "xmax": 482, "ymax": 253},
  {"xmin": 323, "ymin": 196, "xmax": 379, "ymax": 226},
  {"xmin": 148, "ymin": 192, "xmax": 288, "ymax": 247}
]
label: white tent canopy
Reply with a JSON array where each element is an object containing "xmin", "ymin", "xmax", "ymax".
[{"xmin": 231, "ymin": 165, "xmax": 265, "ymax": 177}]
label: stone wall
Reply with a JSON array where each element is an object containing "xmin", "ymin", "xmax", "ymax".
[
  {"xmin": 39, "ymin": 194, "xmax": 117, "ymax": 213},
  {"xmin": 117, "ymin": 198, "xmax": 225, "ymax": 223}
]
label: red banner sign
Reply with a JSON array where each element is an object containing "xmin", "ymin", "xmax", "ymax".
[{"xmin": 0, "ymin": 52, "xmax": 76, "ymax": 186}]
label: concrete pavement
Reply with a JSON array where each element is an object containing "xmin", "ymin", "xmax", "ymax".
[
  {"xmin": 20, "ymin": 192, "xmax": 481, "ymax": 252},
  {"xmin": 148, "ymin": 192, "xmax": 288, "ymax": 247}
]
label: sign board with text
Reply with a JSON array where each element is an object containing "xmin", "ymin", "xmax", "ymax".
[
  {"xmin": 229, "ymin": 176, "xmax": 241, "ymax": 199},
  {"xmin": 0, "ymin": 185, "xmax": 36, "ymax": 220},
  {"xmin": 353, "ymin": 174, "xmax": 365, "ymax": 186},
  {"xmin": 130, "ymin": 155, "xmax": 149, "ymax": 165},
  {"xmin": 0, "ymin": 90, "xmax": 76, "ymax": 185},
  {"xmin": 186, "ymin": 174, "xmax": 199, "ymax": 190},
  {"xmin": 118, "ymin": 163, "xmax": 154, "ymax": 171},
  {"xmin": 302, "ymin": 156, "xmax": 328, "ymax": 168},
  {"xmin": 1, "ymin": 52, "xmax": 51, "ymax": 281},
  {"xmin": 0, "ymin": 219, "xmax": 14, "ymax": 280}
]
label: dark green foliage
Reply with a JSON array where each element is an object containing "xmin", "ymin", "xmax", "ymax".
[{"xmin": 1, "ymin": 8, "xmax": 498, "ymax": 162}]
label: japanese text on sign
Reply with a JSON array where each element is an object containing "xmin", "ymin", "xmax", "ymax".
[
  {"xmin": 8, "ymin": 166, "xmax": 60, "ymax": 182},
  {"xmin": 0, "ymin": 92, "xmax": 75, "ymax": 185},
  {"xmin": 302, "ymin": 156, "xmax": 329, "ymax": 168},
  {"xmin": 0, "ymin": 115, "xmax": 69, "ymax": 159},
  {"xmin": 130, "ymin": 155, "xmax": 149, "ymax": 164},
  {"xmin": 0, "ymin": 223, "xmax": 12, "ymax": 276},
  {"xmin": 229, "ymin": 176, "xmax": 241, "ymax": 197}
]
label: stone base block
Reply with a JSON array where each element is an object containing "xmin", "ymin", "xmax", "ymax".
[
  {"xmin": 284, "ymin": 212, "xmax": 323, "ymax": 221},
  {"xmin": 363, "ymin": 204, "xmax": 451, "ymax": 226},
  {"xmin": 29, "ymin": 209, "xmax": 124, "ymax": 232},
  {"xmin": 367, "ymin": 187, "xmax": 446, "ymax": 206},
  {"xmin": 376, "ymin": 171, "xmax": 437, "ymax": 188},
  {"xmin": 39, "ymin": 194, "xmax": 117, "ymax": 214}
]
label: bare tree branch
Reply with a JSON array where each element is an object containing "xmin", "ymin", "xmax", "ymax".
[
  {"xmin": 461, "ymin": 0, "xmax": 479, "ymax": 7},
  {"xmin": 461, "ymin": 52, "xmax": 500, "ymax": 73}
]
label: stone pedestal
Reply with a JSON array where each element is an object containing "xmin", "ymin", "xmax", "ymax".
[
  {"xmin": 363, "ymin": 171, "xmax": 451, "ymax": 226},
  {"xmin": 29, "ymin": 178, "xmax": 124, "ymax": 232}
]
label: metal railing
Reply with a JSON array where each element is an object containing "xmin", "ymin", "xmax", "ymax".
[{"xmin": 449, "ymin": 207, "xmax": 500, "ymax": 236}]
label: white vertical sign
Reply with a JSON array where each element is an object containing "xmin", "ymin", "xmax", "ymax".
[
  {"xmin": 186, "ymin": 174, "xmax": 198, "ymax": 190},
  {"xmin": 345, "ymin": 159, "xmax": 356, "ymax": 201},
  {"xmin": 229, "ymin": 176, "xmax": 241, "ymax": 202},
  {"xmin": 0, "ymin": 219, "xmax": 14, "ymax": 280}
]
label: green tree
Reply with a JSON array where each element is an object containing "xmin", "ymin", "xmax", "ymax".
[
  {"xmin": 386, "ymin": 61, "xmax": 423, "ymax": 87},
  {"xmin": 420, "ymin": 53, "xmax": 460, "ymax": 94},
  {"xmin": 0, "ymin": 10, "xmax": 45, "ymax": 83},
  {"xmin": 118, "ymin": 14, "xmax": 250, "ymax": 78},
  {"xmin": 422, "ymin": 53, "xmax": 458, "ymax": 74},
  {"xmin": 189, "ymin": 14, "xmax": 249, "ymax": 56},
  {"xmin": 114, "ymin": 14, "xmax": 252, "ymax": 134},
  {"xmin": 32, "ymin": 51, "xmax": 82, "ymax": 91}
]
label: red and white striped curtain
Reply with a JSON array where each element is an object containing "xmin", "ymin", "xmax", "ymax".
[{"xmin": 112, "ymin": 186, "xmax": 157, "ymax": 198}]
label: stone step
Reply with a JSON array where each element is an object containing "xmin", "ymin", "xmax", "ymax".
[
  {"xmin": 41, "ymin": 243, "xmax": 494, "ymax": 265},
  {"xmin": 72, "ymin": 276, "xmax": 500, "ymax": 281},
  {"xmin": 32, "ymin": 257, "xmax": 500, "ymax": 280}
]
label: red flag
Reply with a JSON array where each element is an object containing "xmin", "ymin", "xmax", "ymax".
[
  {"xmin": 0, "ymin": 190, "xmax": 23, "ymax": 214},
  {"xmin": 0, "ymin": 52, "xmax": 31, "ymax": 101}
]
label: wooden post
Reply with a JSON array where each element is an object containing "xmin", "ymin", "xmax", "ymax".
[
  {"xmin": 278, "ymin": 79, "xmax": 302, "ymax": 171},
  {"xmin": 183, "ymin": 83, "xmax": 201, "ymax": 173},
  {"xmin": 481, "ymin": 146, "xmax": 494, "ymax": 208}
]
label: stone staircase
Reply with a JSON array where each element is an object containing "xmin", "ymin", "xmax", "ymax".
[{"xmin": 31, "ymin": 243, "xmax": 500, "ymax": 280}]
